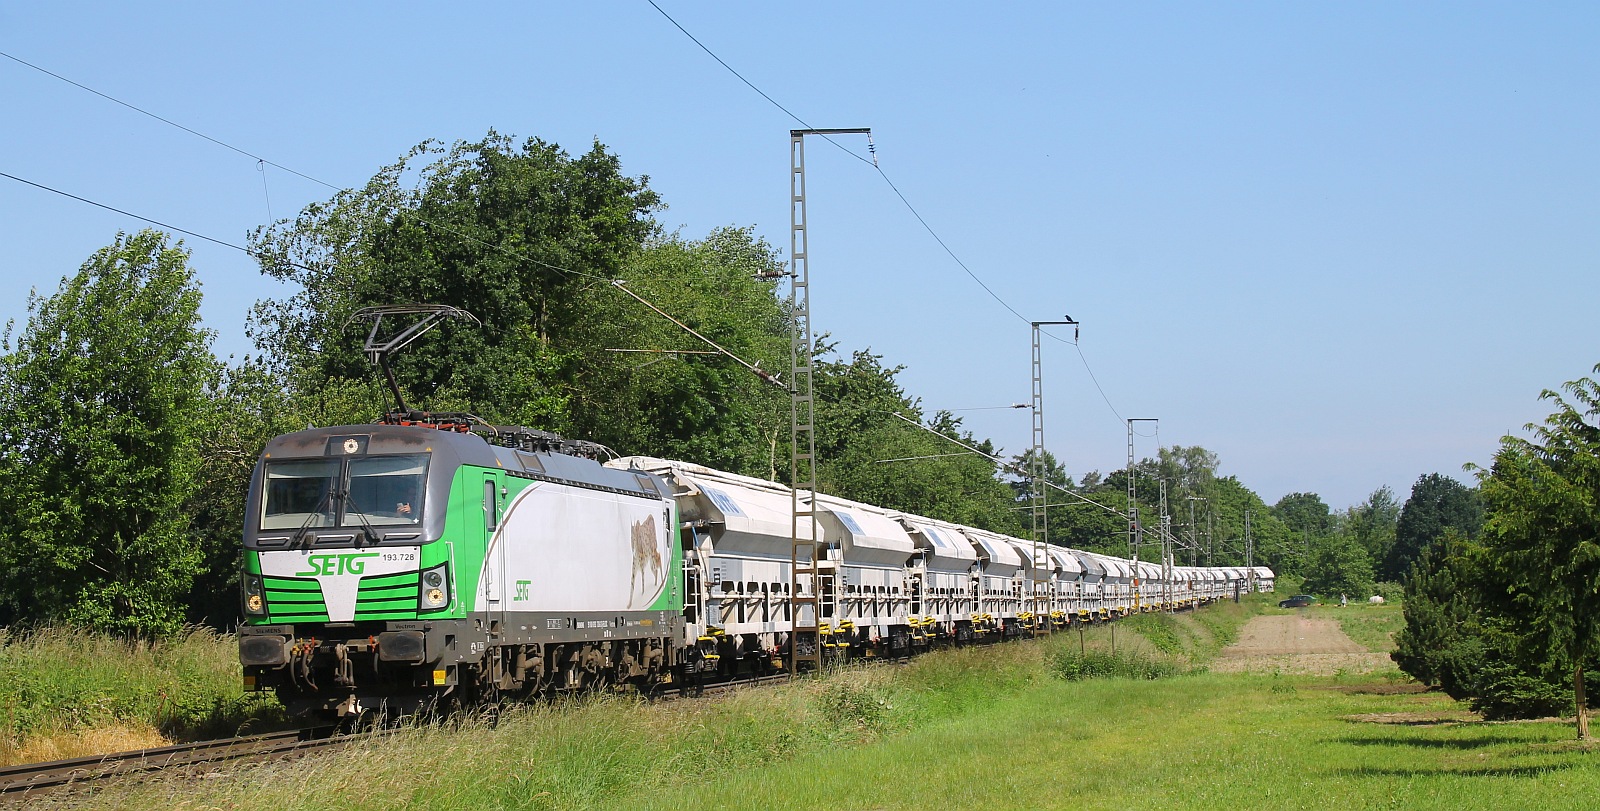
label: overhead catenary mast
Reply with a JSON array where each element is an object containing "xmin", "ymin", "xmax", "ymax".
[
  {"xmin": 1159, "ymin": 479, "xmax": 1172, "ymax": 611},
  {"xmin": 1031, "ymin": 317, "xmax": 1078, "ymax": 636},
  {"xmin": 787, "ymin": 127, "xmax": 871, "ymax": 676},
  {"xmin": 1126, "ymin": 418, "xmax": 1158, "ymax": 591}
]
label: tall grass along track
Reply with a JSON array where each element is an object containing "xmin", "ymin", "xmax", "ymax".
[
  {"xmin": 0, "ymin": 728, "xmax": 340, "ymax": 799},
  {"xmin": 0, "ymin": 669, "xmax": 790, "ymax": 799}
]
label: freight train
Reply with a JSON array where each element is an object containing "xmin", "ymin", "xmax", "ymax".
[{"xmin": 237, "ymin": 415, "xmax": 1273, "ymax": 722}]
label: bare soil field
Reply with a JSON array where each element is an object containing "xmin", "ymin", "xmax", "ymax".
[{"xmin": 1212, "ymin": 612, "xmax": 1394, "ymax": 675}]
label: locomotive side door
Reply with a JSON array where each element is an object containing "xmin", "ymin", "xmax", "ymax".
[{"xmin": 482, "ymin": 472, "xmax": 506, "ymax": 638}]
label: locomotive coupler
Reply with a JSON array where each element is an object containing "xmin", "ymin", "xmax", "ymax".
[{"xmin": 334, "ymin": 642, "xmax": 356, "ymax": 688}]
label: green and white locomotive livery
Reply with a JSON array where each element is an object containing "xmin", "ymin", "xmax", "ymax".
[{"xmin": 238, "ymin": 421, "xmax": 682, "ymax": 720}]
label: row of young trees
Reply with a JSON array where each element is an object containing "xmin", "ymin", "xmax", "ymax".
[
  {"xmin": 0, "ymin": 130, "xmax": 1391, "ymax": 638},
  {"xmin": 1394, "ymin": 369, "xmax": 1600, "ymax": 738}
]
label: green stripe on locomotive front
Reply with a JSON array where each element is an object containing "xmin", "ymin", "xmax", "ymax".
[
  {"xmin": 240, "ymin": 463, "xmax": 478, "ymax": 625},
  {"xmin": 243, "ymin": 542, "xmax": 459, "ymax": 624}
]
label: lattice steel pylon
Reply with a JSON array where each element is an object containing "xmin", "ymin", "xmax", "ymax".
[
  {"xmin": 1126, "ymin": 418, "xmax": 1157, "ymax": 610},
  {"xmin": 1164, "ymin": 515, "xmax": 1176, "ymax": 610},
  {"xmin": 788, "ymin": 128, "xmax": 870, "ymax": 675},
  {"xmin": 1030, "ymin": 319, "xmax": 1077, "ymax": 636}
]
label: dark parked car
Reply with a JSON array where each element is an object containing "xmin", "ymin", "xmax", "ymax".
[{"xmin": 1278, "ymin": 594, "xmax": 1316, "ymax": 608}]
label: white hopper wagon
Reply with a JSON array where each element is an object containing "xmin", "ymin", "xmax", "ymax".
[
  {"xmin": 895, "ymin": 514, "xmax": 981, "ymax": 644},
  {"xmin": 964, "ymin": 528, "xmax": 1022, "ymax": 637}
]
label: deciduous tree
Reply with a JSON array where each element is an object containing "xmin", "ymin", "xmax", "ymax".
[
  {"xmin": 1300, "ymin": 534, "xmax": 1374, "ymax": 601},
  {"xmin": 0, "ymin": 231, "xmax": 217, "ymax": 635},
  {"xmin": 1386, "ymin": 473, "xmax": 1482, "ymax": 581}
]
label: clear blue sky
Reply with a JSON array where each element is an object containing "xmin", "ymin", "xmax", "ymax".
[{"xmin": 2, "ymin": 2, "xmax": 1596, "ymax": 510}]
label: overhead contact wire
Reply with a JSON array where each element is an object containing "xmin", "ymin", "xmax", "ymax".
[
  {"xmin": 641, "ymin": 2, "xmax": 878, "ymax": 168},
  {"xmin": 887, "ymin": 412, "xmax": 1127, "ymax": 520},
  {"xmin": 644, "ymin": 2, "xmax": 1133, "ymax": 426},
  {"xmin": 1, "ymin": 49, "xmax": 780, "ymax": 382},
  {"xmin": 0, "ymin": 169, "xmax": 313, "ymax": 273},
  {"xmin": 0, "ymin": 50, "xmax": 339, "ymax": 192}
]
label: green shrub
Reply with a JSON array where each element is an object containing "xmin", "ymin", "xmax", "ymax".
[
  {"xmin": 816, "ymin": 681, "xmax": 893, "ymax": 732},
  {"xmin": 1050, "ymin": 648, "xmax": 1182, "ymax": 682},
  {"xmin": 1469, "ymin": 663, "xmax": 1574, "ymax": 721}
]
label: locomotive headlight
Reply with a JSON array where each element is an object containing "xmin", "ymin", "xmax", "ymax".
[
  {"xmin": 419, "ymin": 564, "xmax": 450, "ymax": 610},
  {"xmin": 243, "ymin": 575, "xmax": 267, "ymax": 615}
]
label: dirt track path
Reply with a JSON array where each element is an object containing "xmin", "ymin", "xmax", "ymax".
[{"xmin": 1212, "ymin": 613, "xmax": 1393, "ymax": 675}]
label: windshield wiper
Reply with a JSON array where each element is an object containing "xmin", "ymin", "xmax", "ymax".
[
  {"xmin": 290, "ymin": 486, "xmax": 336, "ymax": 549},
  {"xmin": 340, "ymin": 488, "xmax": 382, "ymax": 548}
]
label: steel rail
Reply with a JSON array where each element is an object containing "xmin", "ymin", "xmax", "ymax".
[{"xmin": 0, "ymin": 727, "xmax": 340, "ymax": 797}]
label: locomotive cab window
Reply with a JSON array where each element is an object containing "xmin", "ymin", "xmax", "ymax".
[
  {"xmin": 259, "ymin": 454, "xmax": 428, "ymax": 530},
  {"xmin": 347, "ymin": 455, "xmax": 429, "ymax": 526},
  {"xmin": 261, "ymin": 460, "xmax": 338, "ymax": 529}
]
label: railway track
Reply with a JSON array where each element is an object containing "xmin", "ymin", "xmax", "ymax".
[
  {"xmin": 0, "ymin": 669, "xmax": 848, "ymax": 799},
  {"xmin": 0, "ymin": 728, "xmax": 341, "ymax": 799}
]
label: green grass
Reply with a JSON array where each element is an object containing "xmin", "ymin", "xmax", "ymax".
[
  {"xmin": 0, "ymin": 626, "xmax": 284, "ymax": 764},
  {"xmin": 79, "ymin": 602, "xmax": 1261, "ymax": 810},
  {"xmin": 630, "ymin": 673, "xmax": 1599, "ymax": 811},
  {"xmin": 75, "ymin": 599, "xmax": 1600, "ymax": 811},
  {"xmin": 1313, "ymin": 602, "xmax": 1406, "ymax": 653}
]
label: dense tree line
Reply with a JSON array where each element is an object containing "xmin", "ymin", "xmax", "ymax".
[{"xmin": 0, "ymin": 131, "xmax": 1381, "ymax": 636}]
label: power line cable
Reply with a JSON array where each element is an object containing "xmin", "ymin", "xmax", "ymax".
[
  {"xmin": 886, "ymin": 411, "xmax": 1128, "ymax": 519},
  {"xmin": 0, "ymin": 50, "xmax": 338, "ymax": 192},
  {"xmin": 644, "ymin": 2, "xmax": 1029, "ymax": 324},
  {"xmin": 0, "ymin": 48, "xmax": 633, "ymax": 288},
  {"xmin": 257, "ymin": 160, "xmax": 273, "ymax": 223},
  {"xmin": 0, "ymin": 50, "xmax": 784, "ymax": 381},
  {"xmin": 643, "ymin": 2, "xmax": 1132, "ymax": 425},
  {"xmin": 0, "ymin": 169, "xmax": 313, "ymax": 272},
  {"xmin": 1074, "ymin": 342, "xmax": 1125, "ymax": 424},
  {"xmin": 641, "ymin": 1, "xmax": 875, "ymax": 169}
]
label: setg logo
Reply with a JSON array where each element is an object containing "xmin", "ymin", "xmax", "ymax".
[{"xmin": 295, "ymin": 552, "xmax": 380, "ymax": 577}]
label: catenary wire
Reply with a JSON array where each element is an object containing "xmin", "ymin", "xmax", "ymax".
[
  {"xmin": 641, "ymin": 1, "xmax": 876, "ymax": 169},
  {"xmin": 0, "ymin": 50, "xmax": 338, "ymax": 192},
  {"xmin": 7, "ymin": 38, "xmax": 1128, "ymax": 432},
  {"xmin": 0, "ymin": 51, "xmax": 786, "ymax": 380},
  {"xmin": 643, "ymin": 2, "xmax": 1133, "ymax": 428},
  {"xmin": 0, "ymin": 48, "xmax": 609, "ymax": 283},
  {"xmin": 887, "ymin": 411, "xmax": 1130, "ymax": 520},
  {"xmin": 0, "ymin": 169, "xmax": 316, "ymax": 273}
]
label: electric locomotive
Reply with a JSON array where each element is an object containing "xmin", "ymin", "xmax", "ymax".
[{"xmin": 237, "ymin": 416, "xmax": 682, "ymax": 721}]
